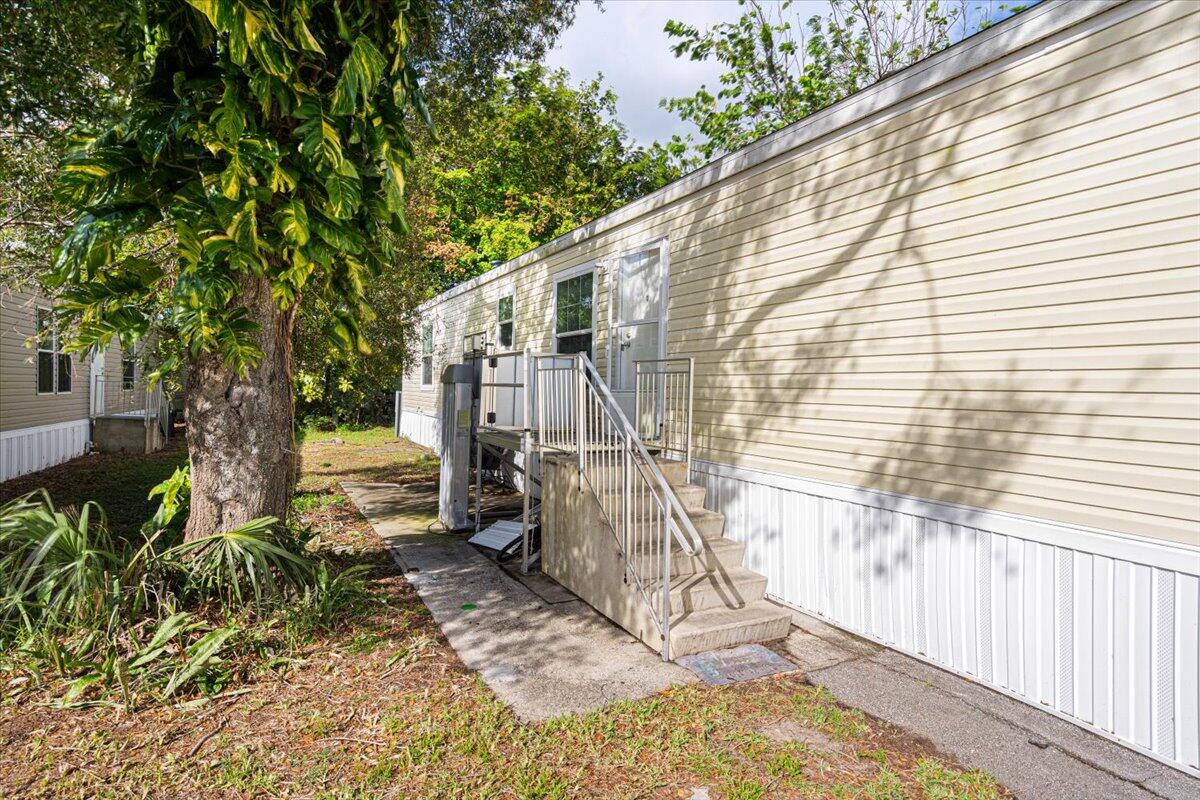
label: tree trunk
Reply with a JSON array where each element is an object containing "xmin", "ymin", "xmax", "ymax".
[{"xmin": 184, "ymin": 275, "xmax": 296, "ymax": 540}]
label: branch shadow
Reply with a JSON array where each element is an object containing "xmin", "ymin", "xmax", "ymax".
[{"xmin": 667, "ymin": 17, "xmax": 1184, "ymax": 590}]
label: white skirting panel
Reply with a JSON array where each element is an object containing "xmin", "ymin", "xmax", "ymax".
[
  {"xmin": 0, "ymin": 420, "xmax": 91, "ymax": 483},
  {"xmin": 398, "ymin": 408, "xmax": 439, "ymax": 452},
  {"xmin": 691, "ymin": 459, "xmax": 1200, "ymax": 776}
]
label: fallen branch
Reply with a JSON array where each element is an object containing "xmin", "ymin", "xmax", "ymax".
[
  {"xmin": 187, "ymin": 718, "xmax": 227, "ymax": 757},
  {"xmin": 319, "ymin": 736, "xmax": 385, "ymax": 748}
]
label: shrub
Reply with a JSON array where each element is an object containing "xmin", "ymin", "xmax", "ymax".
[
  {"xmin": 0, "ymin": 471, "xmax": 370, "ymax": 707},
  {"xmin": 0, "ymin": 492, "xmax": 123, "ymax": 634},
  {"xmin": 165, "ymin": 518, "xmax": 315, "ymax": 606},
  {"xmin": 305, "ymin": 414, "xmax": 337, "ymax": 432}
]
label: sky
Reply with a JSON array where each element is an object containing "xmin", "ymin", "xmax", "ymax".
[
  {"xmin": 544, "ymin": 0, "xmax": 1033, "ymax": 147},
  {"xmin": 545, "ymin": 1, "xmax": 827, "ymax": 146}
]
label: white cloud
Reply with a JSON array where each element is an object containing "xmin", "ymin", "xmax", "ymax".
[
  {"xmin": 544, "ymin": 0, "xmax": 1036, "ymax": 147},
  {"xmin": 544, "ymin": 1, "xmax": 825, "ymax": 146}
]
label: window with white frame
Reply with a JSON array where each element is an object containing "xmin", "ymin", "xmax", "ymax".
[
  {"xmin": 420, "ymin": 323, "xmax": 434, "ymax": 386},
  {"xmin": 35, "ymin": 308, "xmax": 71, "ymax": 394},
  {"xmin": 554, "ymin": 270, "xmax": 593, "ymax": 356},
  {"xmin": 497, "ymin": 294, "xmax": 514, "ymax": 349}
]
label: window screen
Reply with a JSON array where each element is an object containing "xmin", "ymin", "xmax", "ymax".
[
  {"xmin": 122, "ymin": 356, "xmax": 136, "ymax": 390},
  {"xmin": 35, "ymin": 308, "xmax": 70, "ymax": 393}
]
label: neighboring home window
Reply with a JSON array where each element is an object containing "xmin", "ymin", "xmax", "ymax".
[
  {"xmin": 122, "ymin": 355, "xmax": 136, "ymax": 390},
  {"xmin": 420, "ymin": 324, "xmax": 434, "ymax": 387},
  {"xmin": 554, "ymin": 270, "xmax": 593, "ymax": 356},
  {"xmin": 497, "ymin": 294, "xmax": 514, "ymax": 349},
  {"xmin": 35, "ymin": 308, "xmax": 71, "ymax": 394}
]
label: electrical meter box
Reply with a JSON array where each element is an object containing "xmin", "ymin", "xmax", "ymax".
[{"xmin": 439, "ymin": 363, "xmax": 475, "ymax": 530}]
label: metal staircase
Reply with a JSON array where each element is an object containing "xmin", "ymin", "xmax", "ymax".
[{"xmin": 480, "ymin": 349, "xmax": 791, "ymax": 660}]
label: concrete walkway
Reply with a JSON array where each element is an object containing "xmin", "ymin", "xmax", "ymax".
[
  {"xmin": 779, "ymin": 611, "xmax": 1200, "ymax": 800},
  {"xmin": 343, "ymin": 482, "xmax": 695, "ymax": 721},
  {"xmin": 344, "ymin": 481, "xmax": 1199, "ymax": 798}
]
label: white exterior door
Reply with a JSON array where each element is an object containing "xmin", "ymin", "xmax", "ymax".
[
  {"xmin": 90, "ymin": 350, "xmax": 105, "ymax": 415},
  {"xmin": 609, "ymin": 243, "xmax": 666, "ymax": 423}
]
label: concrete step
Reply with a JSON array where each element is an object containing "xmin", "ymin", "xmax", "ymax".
[
  {"xmin": 674, "ymin": 483, "xmax": 707, "ymax": 513},
  {"xmin": 631, "ymin": 537, "xmax": 745, "ymax": 577},
  {"xmin": 660, "ymin": 566, "xmax": 769, "ymax": 613},
  {"xmin": 603, "ymin": 504, "xmax": 725, "ymax": 540},
  {"xmin": 590, "ymin": 480, "xmax": 704, "ymax": 510},
  {"xmin": 654, "ymin": 458, "xmax": 689, "ymax": 486},
  {"xmin": 684, "ymin": 508, "xmax": 726, "ymax": 540},
  {"xmin": 582, "ymin": 460, "xmax": 697, "ymax": 497},
  {"xmin": 667, "ymin": 601, "xmax": 793, "ymax": 658}
]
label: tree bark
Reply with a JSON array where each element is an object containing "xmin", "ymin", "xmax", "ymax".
[{"xmin": 184, "ymin": 275, "xmax": 296, "ymax": 540}]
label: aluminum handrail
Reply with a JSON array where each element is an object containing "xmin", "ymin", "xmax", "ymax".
[
  {"xmin": 532, "ymin": 351, "xmax": 703, "ymax": 660},
  {"xmin": 634, "ymin": 356, "xmax": 694, "ymax": 474},
  {"xmin": 482, "ymin": 348, "xmax": 703, "ymax": 658},
  {"xmin": 575, "ymin": 355, "xmax": 703, "ymax": 557}
]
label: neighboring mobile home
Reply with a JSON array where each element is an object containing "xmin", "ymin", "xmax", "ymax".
[
  {"xmin": 0, "ymin": 286, "xmax": 167, "ymax": 481},
  {"xmin": 399, "ymin": 0, "xmax": 1199, "ymax": 775}
]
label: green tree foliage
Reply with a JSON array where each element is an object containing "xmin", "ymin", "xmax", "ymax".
[
  {"xmin": 32, "ymin": 0, "xmax": 437, "ymax": 537},
  {"xmin": 661, "ymin": 0, "xmax": 1030, "ymax": 164},
  {"xmin": 405, "ymin": 0, "xmax": 581, "ymax": 93},
  {"xmin": 3, "ymin": 0, "xmax": 583, "ymax": 437},
  {"xmin": 48, "ymin": 0, "xmax": 428, "ymax": 371},
  {"xmin": 413, "ymin": 63, "xmax": 679, "ymax": 289},
  {"xmin": 292, "ymin": 63, "xmax": 681, "ymax": 425},
  {"xmin": 0, "ymin": 0, "xmax": 132, "ymax": 285}
]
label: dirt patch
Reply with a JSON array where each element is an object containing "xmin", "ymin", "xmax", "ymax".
[{"xmin": 0, "ymin": 435, "xmax": 188, "ymax": 537}]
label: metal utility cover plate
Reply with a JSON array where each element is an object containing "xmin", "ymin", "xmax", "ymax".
[
  {"xmin": 676, "ymin": 644, "xmax": 798, "ymax": 686},
  {"xmin": 468, "ymin": 519, "xmax": 523, "ymax": 552}
]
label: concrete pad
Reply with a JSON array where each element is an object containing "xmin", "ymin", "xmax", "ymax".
[
  {"xmin": 780, "ymin": 607, "xmax": 1200, "ymax": 800},
  {"xmin": 497, "ymin": 560, "xmax": 577, "ymax": 604},
  {"xmin": 344, "ymin": 482, "xmax": 695, "ymax": 721}
]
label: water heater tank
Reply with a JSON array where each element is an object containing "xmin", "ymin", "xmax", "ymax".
[{"xmin": 438, "ymin": 363, "xmax": 475, "ymax": 530}]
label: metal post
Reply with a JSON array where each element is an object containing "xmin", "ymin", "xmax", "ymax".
[
  {"xmin": 686, "ymin": 356, "xmax": 694, "ymax": 478},
  {"xmin": 575, "ymin": 355, "xmax": 584, "ymax": 491},
  {"xmin": 661, "ymin": 506, "xmax": 672, "ymax": 662},
  {"xmin": 473, "ymin": 436, "xmax": 482, "ymax": 533},
  {"xmin": 393, "ymin": 390, "xmax": 401, "ymax": 438},
  {"xmin": 521, "ymin": 347, "xmax": 533, "ymax": 574}
]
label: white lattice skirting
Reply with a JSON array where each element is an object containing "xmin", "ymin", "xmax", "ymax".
[
  {"xmin": 0, "ymin": 419, "xmax": 91, "ymax": 483},
  {"xmin": 691, "ymin": 459, "xmax": 1200, "ymax": 776},
  {"xmin": 398, "ymin": 409, "xmax": 439, "ymax": 452}
]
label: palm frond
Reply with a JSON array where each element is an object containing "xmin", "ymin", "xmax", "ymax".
[{"xmin": 164, "ymin": 517, "xmax": 314, "ymax": 606}]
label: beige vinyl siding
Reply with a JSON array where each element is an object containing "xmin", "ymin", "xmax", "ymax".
[
  {"xmin": 0, "ymin": 289, "xmax": 92, "ymax": 433},
  {"xmin": 403, "ymin": 1, "xmax": 1200, "ymax": 546}
]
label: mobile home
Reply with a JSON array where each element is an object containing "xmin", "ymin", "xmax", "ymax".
[
  {"xmin": 399, "ymin": 0, "xmax": 1200, "ymax": 774},
  {"xmin": 1, "ymin": 286, "xmax": 168, "ymax": 481}
]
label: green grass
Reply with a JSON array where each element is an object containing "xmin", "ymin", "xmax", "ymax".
[
  {"xmin": 913, "ymin": 758, "xmax": 1006, "ymax": 799},
  {"xmin": 792, "ymin": 686, "xmax": 870, "ymax": 739},
  {"xmin": 0, "ymin": 440, "xmax": 188, "ymax": 538},
  {"xmin": 296, "ymin": 426, "xmax": 439, "ymax": 492},
  {"xmin": 291, "ymin": 492, "xmax": 346, "ymax": 514},
  {"xmin": 297, "ymin": 426, "xmax": 404, "ymax": 446}
]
